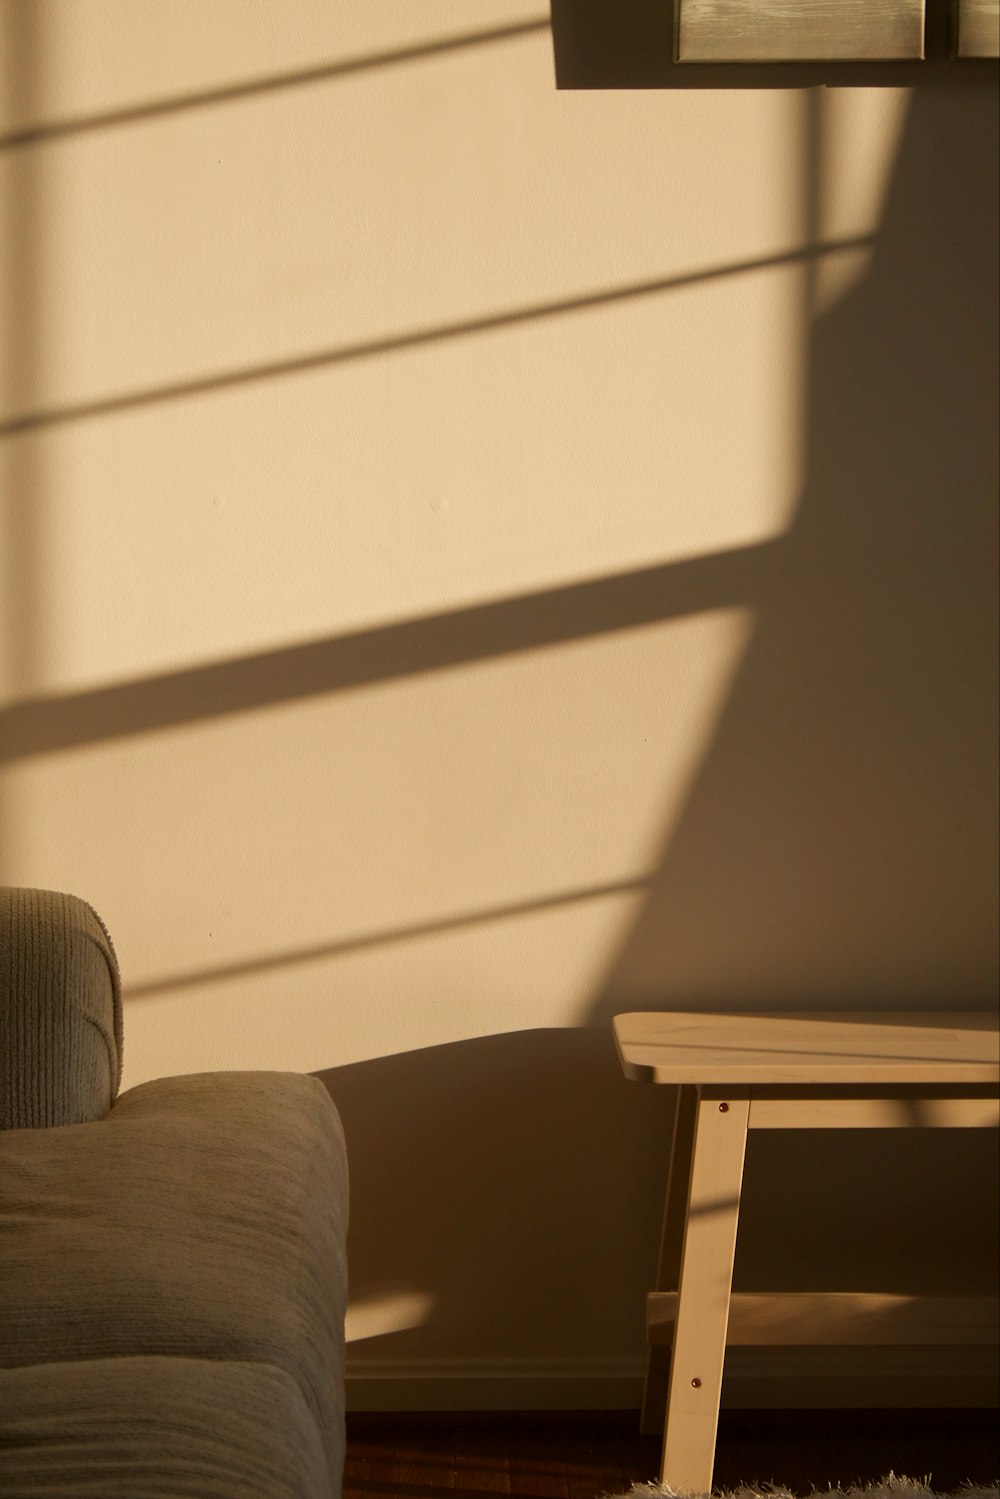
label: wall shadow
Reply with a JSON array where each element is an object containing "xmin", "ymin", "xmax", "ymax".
[
  {"xmin": 0, "ymin": 0, "xmax": 45, "ymax": 873},
  {"xmin": 125, "ymin": 876, "xmax": 652, "ymax": 1001},
  {"xmin": 315, "ymin": 1030, "xmax": 675, "ymax": 1367},
  {"xmin": 586, "ymin": 74, "xmax": 999, "ymax": 1025},
  {"xmin": 575, "ymin": 72, "xmax": 999, "ymax": 1323},
  {"xmin": 0, "ymin": 236, "xmax": 868, "ymax": 438},
  {"xmin": 0, "ymin": 17, "xmax": 552, "ymax": 150},
  {"xmin": 0, "ymin": 539, "xmax": 780, "ymax": 764},
  {"xmin": 316, "ymin": 1031, "xmax": 998, "ymax": 1379}
]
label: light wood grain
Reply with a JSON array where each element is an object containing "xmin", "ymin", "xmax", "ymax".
[
  {"xmin": 660, "ymin": 1095, "xmax": 749, "ymax": 1492},
  {"xmin": 621, "ymin": 1012, "xmax": 1000, "ymax": 1484},
  {"xmin": 676, "ymin": 0, "xmax": 926, "ymax": 61},
  {"xmin": 640, "ymin": 1085, "xmax": 698, "ymax": 1436},
  {"xmin": 614, "ymin": 1011, "xmax": 1000, "ymax": 1085},
  {"xmin": 953, "ymin": 0, "xmax": 1000, "ymax": 55},
  {"xmin": 747, "ymin": 1092, "xmax": 1000, "ymax": 1128},
  {"xmin": 648, "ymin": 1291, "xmax": 1000, "ymax": 1346}
]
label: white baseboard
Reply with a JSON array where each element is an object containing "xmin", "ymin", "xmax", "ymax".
[{"xmin": 345, "ymin": 1349, "xmax": 999, "ymax": 1412}]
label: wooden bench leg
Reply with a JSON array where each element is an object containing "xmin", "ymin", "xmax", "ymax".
[
  {"xmin": 660, "ymin": 1092, "xmax": 749, "ymax": 1494},
  {"xmin": 641, "ymin": 1084, "xmax": 699, "ymax": 1435}
]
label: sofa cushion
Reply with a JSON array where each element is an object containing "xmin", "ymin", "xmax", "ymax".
[
  {"xmin": 0, "ymin": 888, "xmax": 122, "ymax": 1130},
  {"xmin": 0, "ymin": 1357, "xmax": 330, "ymax": 1498},
  {"xmin": 0, "ymin": 1071, "xmax": 348, "ymax": 1490}
]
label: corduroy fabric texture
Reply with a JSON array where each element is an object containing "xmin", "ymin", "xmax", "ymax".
[
  {"xmin": 0, "ymin": 887, "xmax": 122, "ymax": 1129},
  {"xmin": 0, "ymin": 1070, "xmax": 349, "ymax": 1497},
  {"xmin": 0, "ymin": 1357, "xmax": 331, "ymax": 1498}
]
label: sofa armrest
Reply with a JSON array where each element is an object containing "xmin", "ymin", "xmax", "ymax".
[
  {"xmin": 0, "ymin": 887, "xmax": 122, "ymax": 1129},
  {"xmin": 0, "ymin": 1070, "xmax": 349, "ymax": 1496}
]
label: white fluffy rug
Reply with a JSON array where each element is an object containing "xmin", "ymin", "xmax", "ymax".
[{"xmin": 601, "ymin": 1480, "xmax": 999, "ymax": 1499}]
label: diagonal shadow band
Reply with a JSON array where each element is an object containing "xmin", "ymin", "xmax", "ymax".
[
  {"xmin": 0, "ymin": 237, "xmax": 873, "ymax": 438},
  {"xmin": 0, "ymin": 17, "xmax": 553, "ymax": 151},
  {"xmin": 0, "ymin": 536, "xmax": 783, "ymax": 762},
  {"xmin": 125, "ymin": 874, "xmax": 653, "ymax": 1000}
]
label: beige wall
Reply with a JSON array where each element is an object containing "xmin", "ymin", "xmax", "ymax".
[{"xmin": 2, "ymin": 3, "xmax": 997, "ymax": 1406}]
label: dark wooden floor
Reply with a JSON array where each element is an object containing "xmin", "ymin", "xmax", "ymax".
[{"xmin": 343, "ymin": 1410, "xmax": 999, "ymax": 1498}]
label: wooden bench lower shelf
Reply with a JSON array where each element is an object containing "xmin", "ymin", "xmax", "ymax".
[{"xmin": 647, "ymin": 1290, "xmax": 1000, "ymax": 1345}]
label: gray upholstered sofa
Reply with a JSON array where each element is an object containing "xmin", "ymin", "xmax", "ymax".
[{"xmin": 0, "ymin": 887, "xmax": 349, "ymax": 1499}]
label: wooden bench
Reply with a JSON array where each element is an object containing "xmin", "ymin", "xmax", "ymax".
[{"xmin": 614, "ymin": 1010, "xmax": 1000, "ymax": 1494}]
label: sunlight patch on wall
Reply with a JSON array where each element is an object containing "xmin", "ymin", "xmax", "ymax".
[
  {"xmin": 345, "ymin": 1290, "xmax": 437, "ymax": 1345},
  {"xmin": 0, "ymin": 0, "xmax": 547, "ymax": 136},
  {"xmin": 2, "ymin": 28, "xmax": 804, "ymax": 699},
  {"xmin": 0, "ymin": 602, "xmax": 754, "ymax": 1083},
  {"xmin": 17, "ymin": 261, "xmax": 797, "ymax": 700},
  {"xmin": 115, "ymin": 884, "xmax": 653, "ymax": 1082}
]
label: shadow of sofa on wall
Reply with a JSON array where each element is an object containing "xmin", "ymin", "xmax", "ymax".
[{"xmin": 316, "ymin": 1025, "xmax": 999, "ymax": 1410}]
